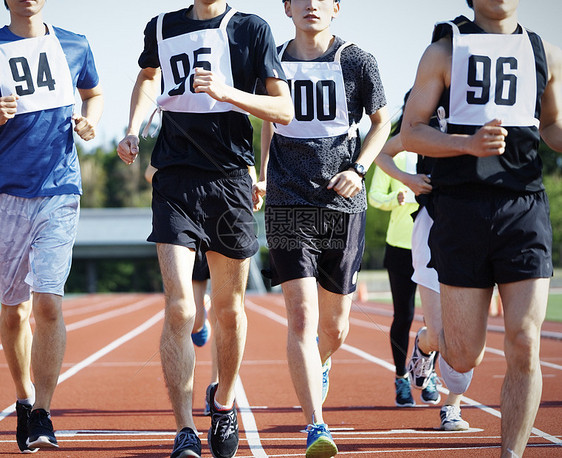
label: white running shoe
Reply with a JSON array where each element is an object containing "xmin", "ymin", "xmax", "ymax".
[
  {"xmin": 440, "ymin": 405, "xmax": 469, "ymax": 431},
  {"xmin": 408, "ymin": 330, "xmax": 437, "ymax": 389}
]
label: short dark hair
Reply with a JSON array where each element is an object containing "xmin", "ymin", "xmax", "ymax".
[{"xmin": 466, "ymin": 0, "xmax": 473, "ymax": 8}]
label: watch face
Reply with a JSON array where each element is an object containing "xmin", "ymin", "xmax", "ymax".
[{"xmin": 354, "ymin": 163, "xmax": 365, "ymax": 176}]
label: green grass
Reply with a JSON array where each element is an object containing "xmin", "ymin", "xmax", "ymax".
[{"xmin": 546, "ymin": 293, "xmax": 562, "ymax": 322}]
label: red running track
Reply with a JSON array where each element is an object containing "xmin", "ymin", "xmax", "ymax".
[{"xmin": 0, "ymin": 293, "xmax": 561, "ymax": 457}]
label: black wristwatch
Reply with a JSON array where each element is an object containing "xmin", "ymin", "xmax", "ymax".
[{"xmin": 350, "ymin": 162, "xmax": 366, "ymax": 179}]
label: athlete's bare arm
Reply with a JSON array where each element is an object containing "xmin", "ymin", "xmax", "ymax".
[
  {"xmin": 402, "ymin": 38, "xmax": 507, "ymax": 158},
  {"xmin": 539, "ymin": 41, "xmax": 562, "ymax": 152},
  {"xmin": 192, "ymin": 68, "xmax": 294, "ymax": 125},
  {"xmin": 117, "ymin": 67, "xmax": 161, "ymax": 165},
  {"xmin": 73, "ymin": 84, "xmax": 104, "ymax": 141},
  {"xmin": 252, "ymin": 120, "xmax": 274, "ymax": 211},
  {"xmin": 374, "ymin": 134, "xmax": 432, "ymax": 196}
]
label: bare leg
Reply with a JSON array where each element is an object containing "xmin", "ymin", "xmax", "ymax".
[
  {"xmin": 31, "ymin": 293, "xmax": 66, "ymax": 412},
  {"xmin": 282, "ymin": 278, "xmax": 322, "ymax": 424},
  {"xmin": 498, "ymin": 278, "xmax": 549, "ymax": 457},
  {"xmin": 0, "ymin": 301, "xmax": 34, "ymax": 400},
  {"xmin": 317, "ymin": 286, "xmax": 353, "ymax": 365},
  {"xmin": 157, "ymin": 243, "xmax": 197, "ymax": 432},
  {"xmin": 439, "ymin": 284, "xmax": 491, "ymax": 374},
  {"xmin": 192, "ymin": 280, "xmax": 207, "ymax": 333},
  {"xmin": 208, "ymin": 302, "xmax": 219, "ymax": 384},
  {"xmin": 416, "ymin": 286, "xmax": 464, "ymax": 407},
  {"xmin": 206, "ymin": 251, "xmax": 250, "ymax": 407}
]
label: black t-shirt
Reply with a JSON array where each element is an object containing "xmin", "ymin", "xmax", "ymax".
[
  {"xmin": 139, "ymin": 6, "xmax": 286, "ymax": 172},
  {"xmin": 431, "ymin": 16, "xmax": 548, "ymax": 193}
]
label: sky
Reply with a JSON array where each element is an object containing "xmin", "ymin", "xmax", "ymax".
[{"xmin": 3, "ymin": 1, "xmax": 560, "ymax": 151}]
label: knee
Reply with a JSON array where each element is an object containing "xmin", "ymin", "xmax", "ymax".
[
  {"xmin": 320, "ymin": 320, "xmax": 349, "ymax": 347},
  {"xmin": 32, "ymin": 295, "xmax": 63, "ymax": 323},
  {"xmin": 165, "ymin": 297, "xmax": 195, "ymax": 330},
  {"xmin": 442, "ymin": 337, "xmax": 482, "ymax": 373},
  {"xmin": 505, "ymin": 328, "xmax": 540, "ymax": 373},
  {"xmin": 1, "ymin": 304, "xmax": 29, "ymax": 329},
  {"xmin": 212, "ymin": 298, "xmax": 245, "ymax": 329}
]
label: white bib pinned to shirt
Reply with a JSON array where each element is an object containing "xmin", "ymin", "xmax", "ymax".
[
  {"xmin": 447, "ymin": 21, "xmax": 538, "ymax": 128},
  {"xmin": 274, "ymin": 41, "xmax": 354, "ymax": 139},
  {"xmin": 0, "ymin": 24, "xmax": 74, "ymax": 115},
  {"xmin": 156, "ymin": 8, "xmax": 245, "ymax": 114}
]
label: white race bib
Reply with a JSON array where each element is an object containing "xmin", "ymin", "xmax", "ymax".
[
  {"xmin": 0, "ymin": 24, "xmax": 74, "ymax": 115},
  {"xmin": 274, "ymin": 41, "xmax": 353, "ymax": 139},
  {"xmin": 156, "ymin": 9, "xmax": 245, "ymax": 114},
  {"xmin": 447, "ymin": 22, "xmax": 538, "ymax": 128}
]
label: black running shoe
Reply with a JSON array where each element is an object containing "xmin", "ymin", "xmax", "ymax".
[
  {"xmin": 206, "ymin": 383, "xmax": 239, "ymax": 458},
  {"xmin": 171, "ymin": 427, "xmax": 202, "ymax": 458},
  {"xmin": 15, "ymin": 401, "xmax": 37, "ymax": 454},
  {"xmin": 27, "ymin": 409, "xmax": 58, "ymax": 449}
]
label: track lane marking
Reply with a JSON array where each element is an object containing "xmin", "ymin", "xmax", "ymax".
[
  {"xmin": 245, "ymin": 299, "xmax": 562, "ymax": 447},
  {"xmin": 0, "ymin": 310, "xmax": 164, "ymax": 422}
]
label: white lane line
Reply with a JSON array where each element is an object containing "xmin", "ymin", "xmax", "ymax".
[
  {"xmin": 0, "ymin": 296, "xmax": 161, "ymax": 351},
  {"xmin": 245, "ymin": 299, "xmax": 562, "ymax": 446},
  {"xmin": 65, "ymin": 296, "xmax": 161, "ymax": 331},
  {"xmin": 0, "ymin": 310, "xmax": 164, "ymax": 423},
  {"xmin": 235, "ymin": 377, "xmax": 267, "ymax": 458}
]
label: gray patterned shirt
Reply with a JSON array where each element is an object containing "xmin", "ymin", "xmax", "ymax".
[{"xmin": 266, "ymin": 36, "xmax": 387, "ymax": 213}]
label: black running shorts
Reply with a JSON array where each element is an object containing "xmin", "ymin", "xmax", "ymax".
[
  {"xmin": 429, "ymin": 187, "xmax": 553, "ymax": 288},
  {"xmin": 149, "ymin": 167, "xmax": 259, "ymax": 260},
  {"xmin": 265, "ymin": 206, "xmax": 365, "ymax": 294}
]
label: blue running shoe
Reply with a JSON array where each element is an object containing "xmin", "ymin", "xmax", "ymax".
[
  {"xmin": 305, "ymin": 423, "xmax": 337, "ymax": 458},
  {"xmin": 191, "ymin": 319, "xmax": 211, "ymax": 347},
  {"xmin": 321, "ymin": 358, "xmax": 331, "ymax": 404},
  {"xmin": 395, "ymin": 377, "xmax": 415, "ymax": 407},
  {"xmin": 421, "ymin": 371, "xmax": 441, "ymax": 404}
]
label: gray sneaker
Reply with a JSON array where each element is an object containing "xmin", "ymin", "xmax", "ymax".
[
  {"xmin": 407, "ymin": 330, "xmax": 437, "ymax": 390},
  {"xmin": 440, "ymin": 405, "xmax": 469, "ymax": 431}
]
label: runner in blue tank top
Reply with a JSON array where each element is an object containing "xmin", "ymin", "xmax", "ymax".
[
  {"xmin": 401, "ymin": 1, "xmax": 562, "ymax": 456},
  {"xmin": 0, "ymin": 0, "xmax": 103, "ymax": 453}
]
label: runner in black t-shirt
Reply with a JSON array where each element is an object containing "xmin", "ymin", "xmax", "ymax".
[{"xmin": 117, "ymin": 2, "xmax": 293, "ymax": 457}]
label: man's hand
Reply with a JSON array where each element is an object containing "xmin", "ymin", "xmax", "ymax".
[
  {"xmin": 117, "ymin": 134, "xmax": 140, "ymax": 165},
  {"xmin": 327, "ymin": 170, "xmax": 363, "ymax": 199},
  {"xmin": 72, "ymin": 114, "xmax": 96, "ymax": 141},
  {"xmin": 467, "ymin": 119, "xmax": 508, "ymax": 157},
  {"xmin": 192, "ymin": 67, "xmax": 231, "ymax": 102},
  {"xmin": 252, "ymin": 180, "xmax": 266, "ymax": 211},
  {"xmin": 403, "ymin": 174, "xmax": 432, "ymax": 196},
  {"xmin": 0, "ymin": 95, "xmax": 18, "ymax": 125}
]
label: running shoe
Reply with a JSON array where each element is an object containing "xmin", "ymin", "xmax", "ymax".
[
  {"xmin": 206, "ymin": 383, "xmax": 239, "ymax": 458},
  {"xmin": 407, "ymin": 330, "xmax": 437, "ymax": 390},
  {"xmin": 321, "ymin": 357, "xmax": 331, "ymax": 404},
  {"xmin": 421, "ymin": 372, "xmax": 441, "ymax": 404},
  {"xmin": 395, "ymin": 377, "xmax": 415, "ymax": 407},
  {"xmin": 15, "ymin": 401, "xmax": 37, "ymax": 454},
  {"xmin": 305, "ymin": 423, "xmax": 338, "ymax": 458},
  {"xmin": 191, "ymin": 312, "xmax": 211, "ymax": 347},
  {"xmin": 27, "ymin": 409, "xmax": 58, "ymax": 450},
  {"xmin": 171, "ymin": 427, "xmax": 202, "ymax": 458},
  {"xmin": 440, "ymin": 405, "xmax": 470, "ymax": 431}
]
